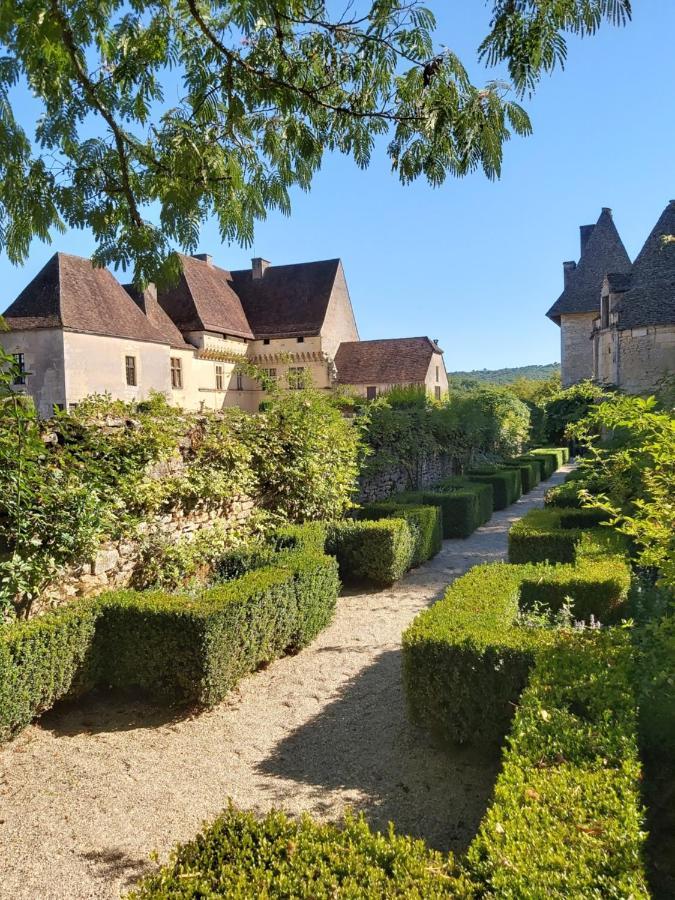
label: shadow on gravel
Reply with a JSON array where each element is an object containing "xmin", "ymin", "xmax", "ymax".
[{"xmin": 257, "ymin": 648, "xmax": 500, "ymax": 855}]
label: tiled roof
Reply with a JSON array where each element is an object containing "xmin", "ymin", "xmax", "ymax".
[
  {"xmin": 229, "ymin": 259, "xmax": 340, "ymax": 339},
  {"xmin": 2, "ymin": 253, "xmax": 168, "ymax": 343},
  {"xmin": 546, "ymin": 208, "xmax": 631, "ymax": 323},
  {"xmin": 614, "ymin": 200, "xmax": 675, "ymax": 329},
  {"xmin": 334, "ymin": 337, "xmax": 441, "ymax": 385},
  {"xmin": 157, "ymin": 255, "xmax": 254, "ymax": 339},
  {"xmin": 123, "ymin": 284, "xmax": 191, "ymax": 349}
]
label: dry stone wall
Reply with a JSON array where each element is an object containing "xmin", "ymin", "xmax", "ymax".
[{"xmin": 358, "ymin": 453, "xmax": 456, "ymax": 502}]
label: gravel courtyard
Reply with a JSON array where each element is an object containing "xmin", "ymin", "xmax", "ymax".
[{"xmin": 0, "ymin": 467, "xmax": 571, "ymax": 900}]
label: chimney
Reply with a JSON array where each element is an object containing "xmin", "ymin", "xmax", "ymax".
[
  {"xmin": 192, "ymin": 253, "xmax": 213, "ymax": 266},
  {"xmin": 252, "ymin": 257, "xmax": 270, "ymax": 280},
  {"xmin": 563, "ymin": 260, "xmax": 577, "ymax": 287},
  {"xmin": 579, "ymin": 225, "xmax": 594, "ymax": 256}
]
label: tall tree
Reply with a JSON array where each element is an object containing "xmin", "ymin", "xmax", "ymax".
[{"xmin": 0, "ymin": 0, "xmax": 631, "ymax": 282}]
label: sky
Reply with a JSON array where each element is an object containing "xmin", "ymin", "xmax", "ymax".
[{"xmin": 2, "ymin": 1, "xmax": 675, "ymax": 371}]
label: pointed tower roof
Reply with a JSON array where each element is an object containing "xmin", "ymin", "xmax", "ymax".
[
  {"xmin": 546, "ymin": 208, "xmax": 631, "ymax": 323},
  {"xmin": 2, "ymin": 253, "xmax": 168, "ymax": 343},
  {"xmin": 613, "ymin": 200, "xmax": 675, "ymax": 329}
]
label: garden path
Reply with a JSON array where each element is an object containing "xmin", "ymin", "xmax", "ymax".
[{"xmin": 0, "ymin": 465, "xmax": 573, "ymax": 900}]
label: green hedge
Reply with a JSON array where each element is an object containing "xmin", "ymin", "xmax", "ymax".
[
  {"xmin": 508, "ymin": 508, "xmax": 617, "ymax": 564},
  {"xmin": 465, "ymin": 631, "xmax": 648, "ymax": 897},
  {"xmin": 529, "ymin": 446, "xmax": 568, "ymax": 477},
  {"xmin": 325, "ymin": 519, "xmax": 415, "ymax": 586},
  {"xmin": 402, "ymin": 558, "xmax": 631, "ymax": 747},
  {"xmin": 0, "ymin": 601, "xmax": 98, "ymax": 743},
  {"xmin": 365, "ymin": 490, "xmax": 480, "ymax": 539},
  {"xmin": 128, "ymin": 807, "xmax": 472, "ymax": 899},
  {"xmin": 0, "ymin": 549, "xmax": 339, "ymax": 740},
  {"xmin": 437, "ymin": 477, "xmax": 494, "ymax": 525},
  {"xmin": 359, "ymin": 502, "xmax": 442, "ymax": 566},
  {"xmin": 501, "ymin": 458, "xmax": 540, "ymax": 493},
  {"xmin": 465, "ymin": 466, "xmax": 522, "ymax": 510}
]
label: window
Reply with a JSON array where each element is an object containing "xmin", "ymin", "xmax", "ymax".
[
  {"xmin": 125, "ymin": 355, "xmax": 137, "ymax": 386},
  {"xmin": 12, "ymin": 353, "xmax": 25, "ymax": 385},
  {"xmin": 69, "ymin": 403, "xmax": 78, "ymax": 412},
  {"xmin": 297, "ymin": 336, "xmax": 304, "ymax": 343},
  {"xmin": 288, "ymin": 366, "xmax": 305, "ymax": 389},
  {"xmin": 435, "ymin": 366, "xmax": 440, "ymax": 382},
  {"xmin": 600, "ymin": 296, "xmax": 609, "ymax": 329},
  {"xmin": 263, "ymin": 338, "xmax": 270, "ymax": 345},
  {"xmin": 262, "ymin": 367, "xmax": 277, "ymax": 384},
  {"xmin": 366, "ymin": 386, "xmax": 377, "ymax": 401},
  {"xmin": 434, "ymin": 386, "xmax": 442, "ymax": 401},
  {"xmin": 215, "ymin": 364, "xmax": 224, "ymax": 391},
  {"xmin": 170, "ymin": 357, "xmax": 183, "ymax": 389},
  {"xmin": 236, "ymin": 371, "xmax": 243, "ymax": 391}
]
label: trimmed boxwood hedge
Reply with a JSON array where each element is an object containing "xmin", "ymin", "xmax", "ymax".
[
  {"xmin": 501, "ymin": 458, "xmax": 540, "ymax": 493},
  {"xmin": 517, "ymin": 453, "xmax": 547, "ymax": 481},
  {"xmin": 439, "ymin": 477, "xmax": 494, "ymax": 525},
  {"xmin": 465, "ymin": 466, "xmax": 522, "ymax": 510},
  {"xmin": 0, "ymin": 548, "xmax": 339, "ymax": 741},
  {"xmin": 128, "ymin": 806, "xmax": 473, "ymax": 899},
  {"xmin": 325, "ymin": 519, "xmax": 415, "ymax": 586},
  {"xmin": 359, "ymin": 503, "xmax": 442, "ymax": 566},
  {"xmin": 508, "ymin": 508, "xmax": 617, "ymax": 564},
  {"xmin": 528, "ymin": 446, "xmax": 568, "ymax": 478},
  {"xmin": 363, "ymin": 490, "xmax": 480, "ymax": 539}
]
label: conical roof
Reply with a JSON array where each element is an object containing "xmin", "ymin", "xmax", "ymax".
[{"xmin": 546, "ymin": 208, "xmax": 631, "ymax": 323}]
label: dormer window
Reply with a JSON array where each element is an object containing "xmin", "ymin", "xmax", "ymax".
[
  {"xmin": 297, "ymin": 336, "xmax": 304, "ymax": 343},
  {"xmin": 263, "ymin": 338, "xmax": 270, "ymax": 345}
]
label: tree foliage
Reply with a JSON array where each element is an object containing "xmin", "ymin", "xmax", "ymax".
[{"xmin": 0, "ymin": 0, "xmax": 630, "ymax": 281}]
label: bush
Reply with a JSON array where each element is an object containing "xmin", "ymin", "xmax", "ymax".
[
  {"xmin": 501, "ymin": 458, "xmax": 540, "ymax": 493},
  {"xmin": 269, "ymin": 522, "xmax": 328, "ymax": 554},
  {"xmin": 508, "ymin": 508, "xmax": 619, "ymax": 564},
  {"xmin": 366, "ymin": 490, "xmax": 481, "ymax": 540},
  {"xmin": 325, "ymin": 519, "xmax": 415, "ymax": 586},
  {"xmin": 439, "ymin": 477, "xmax": 494, "ymax": 524},
  {"xmin": 517, "ymin": 453, "xmax": 547, "ymax": 481},
  {"xmin": 465, "ymin": 466, "xmax": 522, "ymax": 510},
  {"xmin": 128, "ymin": 807, "xmax": 472, "ymax": 899},
  {"xmin": 0, "ymin": 547, "xmax": 339, "ymax": 740},
  {"xmin": 359, "ymin": 503, "xmax": 442, "ymax": 566},
  {"xmin": 529, "ymin": 446, "xmax": 568, "ymax": 477},
  {"xmin": 632, "ymin": 612, "xmax": 675, "ymax": 757},
  {"xmin": 544, "ymin": 480, "xmax": 583, "ymax": 508},
  {"xmin": 465, "ymin": 631, "xmax": 648, "ymax": 898},
  {"xmin": 0, "ymin": 601, "xmax": 98, "ymax": 742},
  {"xmin": 402, "ymin": 558, "xmax": 631, "ymax": 747}
]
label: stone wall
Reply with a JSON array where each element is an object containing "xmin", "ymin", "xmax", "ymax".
[
  {"xmin": 36, "ymin": 495, "xmax": 254, "ymax": 616},
  {"xmin": 358, "ymin": 453, "xmax": 456, "ymax": 503},
  {"xmin": 560, "ymin": 312, "xmax": 596, "ymax": 386}
]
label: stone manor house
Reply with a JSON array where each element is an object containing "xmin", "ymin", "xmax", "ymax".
[
  {"xmin": 547, "ymin": 201, "xmax": 675, "ymax": 392},
  {"xmin": 0, "ymin": 251, "xmax": 448, "ymax": 416}
]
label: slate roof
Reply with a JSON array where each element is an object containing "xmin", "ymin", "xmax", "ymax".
[
  {"xmin": 229, "ymin": 259, "xmax": 340, "ymax": 339},
  {"xmin": 613, "ymin": 200, "xmax": 675, "ymax": 330},
  {"xmin": 2, "ymin": 253, "xmax": 168, "ymax": 343},
  {"xmin": 123, "ymin": 284, "xmax": 190, "ymax": 349},
  {"xmin": 546, "ymin": 208, "xmax": 631, "ymax": 323},
  {"xmin": 334, "ymin": 337, "xmax": 442, "ymax": 385},
  {"xmin": 157, "ymin": 255, "xmax": 254, "ymax": 339}
]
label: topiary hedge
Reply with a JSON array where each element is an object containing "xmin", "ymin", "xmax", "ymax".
[
  {"xmin": 325, "ymin": 519, "xmax": 415, "ymax": 586},
  {"xmin": 358, "ymin": 502, "xmax": 442, "ymax": 566},
  {"xmin": 128, "ymin": 806, "xmax": 473, "ymax": 899},
  {"xmin": 439, "ymin": 477, "xmax": 494, "ymax": 525},
  {"xmin": 517, "ymin": 453, "xmax": 547, "ymax": 481},
  {"xmin": 508, "ymin": 508, "xmax": 618, "ymax": 564},
  {"xmin": 501, "ymin": 458, "xmax": 540, "ymax": 493},
  {"xmin": 465, "ymin": 466, "xmax": 522, "ymax": 510},
  {"xmin": 363, "ymin": 490, "xmax": 481, "ymax": 539},
  {"xmin": 0, "ymin": 548, "xmax": 339, "ymax": 741},
  {"xmin": 528, "ymin": 446, "xmax": 568, "ymax": 477}
]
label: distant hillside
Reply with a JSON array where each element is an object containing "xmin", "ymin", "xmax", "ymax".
[{"xmin": 448, "ymin": 363, "xmax": 560, "ymax": 384}]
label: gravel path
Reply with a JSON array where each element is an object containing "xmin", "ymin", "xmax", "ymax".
[{"xmin": 0, "ymin": 466, "xmax": 572, "ymax": 900}]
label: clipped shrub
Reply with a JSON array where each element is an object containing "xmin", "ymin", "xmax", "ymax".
[
  {"xmin": 359, "ymin": 503, "xmax": 442, "ymax": 566},
  {"xmin": 439, "ymin": 477, "xmax": 494, "ymax": 525},
  {"xmin": 465, "ymin": 631, "xmax": 648, "ymax": 898},
  {"xmin": 529, "ymin": 446, "xmax": 568, "ymax": 477},
  {"xmin": 517, "ymin": 453, "xmax": 547, "ymax": 481},
  {"xmin": 94, "ymin": 550, "xmax": 339, "ymax": 706},
  {"xmin": 465, "ymin": 466, "xmax": 522, "ymax": 510},
  {"xmin": 633, "ymin": 613, "xmax": 675, "ymax": 757},
  {"xmin": 325, "ymin": 519, "xmax": 414, "ymax": 586},
  {"xmin": 544, "ymin": 480, "xmax": 583, "ymax": 508},
  {"xmin": 508, "ymin": 508, "xmax": 619, "ymax": 564},
  {"xmin": 128, "ymin": 806, "xmax": 472, "ymax": 899},
  {"xmin": 402, "ymin": 558, "xmax": 631, "ymax": 747},
  {"xmin": 365, "ymin": 489, "xmax": 480, "ymax": 539},
  {"xmin": 501, "ymin": 458, "xmax": 540, "ymax": 493},
  {"xmin": 0, "ymin": 600, "xmax": 99, "ymax": 742},
  {"xmin": 269, "ymin": 522, "xmax": 329, "ymax": 554}
]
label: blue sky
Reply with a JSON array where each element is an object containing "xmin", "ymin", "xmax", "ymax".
[{"xmin": 2, "ymin": 2, "xmax": 674, "ymax": 371}]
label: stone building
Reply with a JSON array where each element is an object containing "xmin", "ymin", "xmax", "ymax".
[
  {"xmin": 593, "ymin": 201, "xmax": 675, "ymax": 393},
  {"xmin": 546, "ymin": 208, "xmax": 631, "ymax": 387},
  {"xmin": 334, "ymin": 337, "xmax": 448, "ymax": 400},
  {"xmin": 0, "ymin": 250, "xmax": 447, "ymax": 415}
]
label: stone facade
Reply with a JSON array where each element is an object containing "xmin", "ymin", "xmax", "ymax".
[
  {"xmin": 595, "ymin": 324, "xmax": 675, "ymax": 393},
  {"xmin": 559, "ymin": 313, "xmax": 595, "ymax": 387}
]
